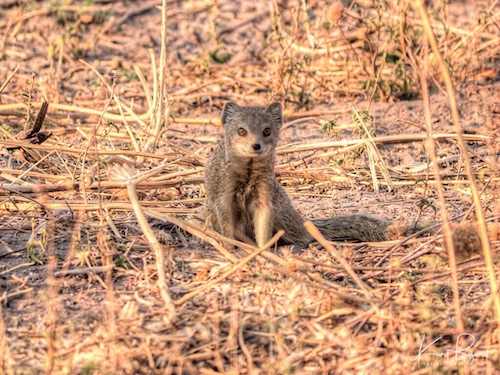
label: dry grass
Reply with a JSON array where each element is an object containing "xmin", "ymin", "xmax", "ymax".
[{"xmin": 0, "ymin": 0, "xmax": 499, "ymax": 374}]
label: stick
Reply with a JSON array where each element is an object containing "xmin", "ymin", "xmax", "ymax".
[
  {"xmin": 416, "ymin": 0, "xmax": 499, "ymax": 330},
  {"xmin": 304, "ymin": 221, "xmax": 378, "ymax": 301},
  {"xmin": 276, "ymin": 133, "xmax": 489, "ymax": 154},
  {"xmin": 108, "ymin": 164, "xmax": 176, "ymax": 318},
  {"xmin": 174, "ymin": 230, "xmax": 284, "ymax": 306}
]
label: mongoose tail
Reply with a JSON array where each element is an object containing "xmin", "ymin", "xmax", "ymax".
[{"xmin": 311, "ymin": 215, "xmax": 407, "ymax": 242}]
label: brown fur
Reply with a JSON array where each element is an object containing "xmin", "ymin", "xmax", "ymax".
[{"xmin": 205, "ymin": 102, "xmax": 398, "ymax": 248}]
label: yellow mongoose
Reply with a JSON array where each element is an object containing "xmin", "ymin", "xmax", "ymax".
[{"xmin": 205, "ymin": 101, "xmax": 398, "ymax": 248}]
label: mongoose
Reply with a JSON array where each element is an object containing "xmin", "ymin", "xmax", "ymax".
[{"xmin": 205, "ymin": 101, "xmax": 399, "ymax": 248}]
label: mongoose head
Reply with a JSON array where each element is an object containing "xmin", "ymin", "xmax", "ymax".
[{"xmin": 221, "ymin": 101, "xmax": 283, "ymax": 158}]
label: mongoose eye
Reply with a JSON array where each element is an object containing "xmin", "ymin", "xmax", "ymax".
[
  {"xmin": 263, "ymin": 128, "xmax": 271, "ymax": 137},
  {"xmin": 238, "ymin": 128, "xmax": 247, "ymax": 136}
]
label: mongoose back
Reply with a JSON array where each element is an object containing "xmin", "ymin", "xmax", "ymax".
[{"xmin": 204, "ymin": 101, "xmax": 397, "ymax": 248}]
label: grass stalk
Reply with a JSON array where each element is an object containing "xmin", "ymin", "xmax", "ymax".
[
  {"xmin": 143, "ymin": 0, "xmax": 169, "ymax": 154},
  {"xmin": 174, "ymin": 230, "xmax": 284, "ymax": 306},
  {"xmin": 415, "ymin": 0, "xmax": 500, "ymax": 329},
  {"xmin": 417, "ymin": 35, "xmax": 464, "ymax": 332}
]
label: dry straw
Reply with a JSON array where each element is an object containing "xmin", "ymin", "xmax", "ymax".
[{"xmin": 415, "ymin": 0, "xmax": 499, "ymax": 333}]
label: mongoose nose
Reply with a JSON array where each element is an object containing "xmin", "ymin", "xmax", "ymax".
[{"xmin": 252, "ymin": 143, "xmax": 261, "ymax": 151}]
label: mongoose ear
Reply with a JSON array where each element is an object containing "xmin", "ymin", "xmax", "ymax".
[
  {"xmin": 265, "ymin": 102, "xmax": 283, "ymax": 127},
  {"xmin": 221, "ymin": 101, "xmax": 240, "ymax": 126}
]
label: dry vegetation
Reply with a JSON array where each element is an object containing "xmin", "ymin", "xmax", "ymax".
[{"xmin": 0, "ymin": 0, "xmax": 499, "ymax": 374}]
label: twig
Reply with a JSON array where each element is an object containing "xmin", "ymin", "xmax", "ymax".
[
  {"xmin": 276, "ymin": 133, "xmax": 490, "ymax": 154},
  {"xmin": 0, "ymin": 64, "xmax": 19, "ymax": 94},
  {"xmin": 146, "ymin": 212, "xmax": 239, "ymax": 263},
  {"xmin": 0, "ymin": 288, "xmax": 34, "ymax": 304},
  {"xmin": 143, "ymin": 0, "xmax": 169, "ymax": 154},
  {"xmin": 110, "ymin": 0, "xmax": 161, "ymax": 30},
  {"xmin": 53, "ymin": 265, "xmax": 114, "ymax": 277},
  {"xmin": 109, "ymin": 164, "xmax": 175, "ymax": 318},
  {"xmin": 0, "ymin": 102, "xmax": 220, "ymax": 125},
  {"xmin": 415, "ymin": 18, "xmax": 463, "ymax": 331},
  {"xmin": 416, "ymin": 0, "xmax": 499, "ymax": 329},
  {"xmin": 217, "ymin": 9, "xmax": 269, "ymax": 37},
  {"xmin": 304, "ymin": 221, "xmax": 378, "ymax": 301},
  {"xmin": 0, "ymin": 138, "xmax": 176, "ymax": 159},
  {"xmin": 174, "ymin": 230, "xmax": 285, "ymax": 306}
]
